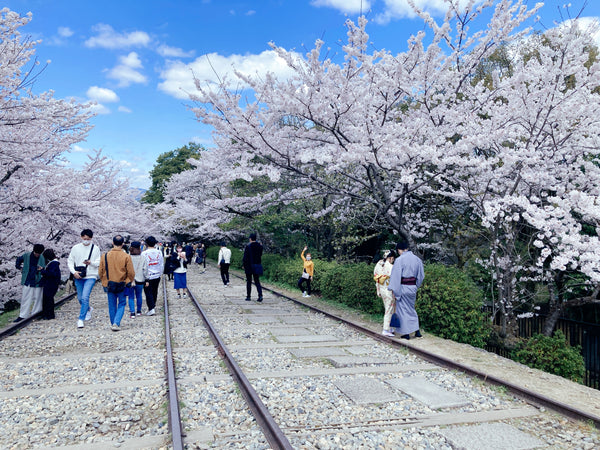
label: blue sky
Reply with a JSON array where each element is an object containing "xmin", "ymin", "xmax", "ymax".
[{"xmin": 4, "ymin": 0, "xmax": 599, "ymax": 189}]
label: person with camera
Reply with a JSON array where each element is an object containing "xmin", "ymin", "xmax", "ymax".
[
  {"xmin": 98, "ymin": 235, "xmax": 135, "ymax": 331},
  {"xmin": 68, "ymin": 229, "xmax": 101, "ymax": 329}
]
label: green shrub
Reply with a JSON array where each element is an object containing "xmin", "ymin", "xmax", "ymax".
[
  {"xmin": 511, "ymin": 330, "xmax": 585, "ymax": 383},
  {"xmin": 417, "ymin": 263, "xmax": 490, "ymax": 348}
]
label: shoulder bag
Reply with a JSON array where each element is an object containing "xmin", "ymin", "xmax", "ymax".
[
  {"xmin": 105, "ymin": 253, "xmax": 126, "ymax": 293},
  {"xmin": 74, "ymin": 244, "xmax": 94, "ymax": 278}
]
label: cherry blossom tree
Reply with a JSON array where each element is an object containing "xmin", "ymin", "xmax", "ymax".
[
  {"xmin": 0, "ymin": 9, "xmax": 158, "ymax": 306},
  {"xmin": 182, "ymin": 0, "xmax": 538, "ymax": 241},
  {"xmin": 453, "ymin": 23, "xmax": 600, "ymax": 336}
]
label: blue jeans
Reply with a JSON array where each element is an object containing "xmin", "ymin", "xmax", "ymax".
[
  {"xmin": 128, "ymin": 284, "xmax": 144, "ymax": 313},
  {"xmin": 106, "ymin": 289, "xmax": 126, "ymax": 326},
  {"xmin": 74, "ymin": 278, "xmax": 96, "ymax": 321}
]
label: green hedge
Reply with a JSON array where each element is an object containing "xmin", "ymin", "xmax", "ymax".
[
  {"xmin": 417, "ymin": 263, "xmax": 490, "ymax": 348},
  {"xmin": 512, "ymin": 331, "xmax": 585, "ymax": 383}
]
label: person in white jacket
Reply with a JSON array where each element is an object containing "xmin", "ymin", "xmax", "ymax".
[
  {"xmin": 128, "ymin": 241, "xmax": 147, "ymax": 317},
  {"xmin": 67, "ymin": 229, "xmax": 101, "ymax": 328},
  {"xmin": 142, "ymin": 236, "xmax": 164, "ymax": 316},
  {"xmin": 217, "ymin": 242, "xmax": 232, "ymax": 286}
]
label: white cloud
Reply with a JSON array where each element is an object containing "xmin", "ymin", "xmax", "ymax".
[
  {"xmin": 86, "ymin": 86, "xmax": 119, "ymax": 103},
  {"xmin": 85, "ymin": 24, "xmax": 151, "ymax": 49},
  {"xmin": 246, "ymin": 10, "xmax": 256, "ymax": 16},
  {"xmin": 107, "ymin": 52, "xmax": 147, "ymax": 87},
  {"xmin": 118, "ymin": 105, "xmax": 132, "ymax": 113},
  {"xmin": 87, "ymin": 103, "xmax": 111, "ymax": 114},
  {"xmin": 310, "ymin": 0, "xmax": 371, "ymax": 14},
  {"xmin": 562, "ymin": 17, "xmax": 600, "ymax": 48},
  {"xmin": 58, "ymin": 26, "xmax": 74, "ymax": 38},
  {"xmin": 71, "ymin": 144, "xmax": 89, "ymax": 153},
  {"xmin": 158, "ymin": 50, "xmax": 302, "ymax": 99},
  {"xmin": 157, "ymin": 44, "xmax": 195, "ymax": 58},
  {"xmin": 375, "ymin": 0, "xmax": 484, "ymax": 23}
]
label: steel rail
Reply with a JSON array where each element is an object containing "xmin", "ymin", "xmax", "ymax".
[
  {"xmin": 163, "ymin": 278, "xmax": 185, "ymax": 450},
  {"xmin": 186, "ymin": 287, "xmax": 294, "ymax": 450},
  {"xmin": 0, "ymin": 291, "xmax": 76, "ymax": 340},
  {"xmin": 237, "ymin": 274, "xmax": 600, "ymax": 430}
]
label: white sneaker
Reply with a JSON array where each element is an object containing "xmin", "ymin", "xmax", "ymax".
[
  {"xmin": 382, "ymin": 330, "xmax": 394, "ymax": 337},
  {"xmin": 111, "ymin": 324, "xmax": 120, "ymax": 331},
  {"xmin": 183, "ymin": 292, "xmax": 187, "ymax": 297},
  {"xmin": 77, "ymin": 320, "xmax": 84, "ymax": 328},
  {"xmin": 146, "ymin": 309, "xmax": 155, "ymax": 316},
  {"xmin": 302, "ymin": 291, "xmax": 307, "ymax": 297},
  {"xmin": 85, "ymin": 306, "xmax": 93, "ymax": 321}
]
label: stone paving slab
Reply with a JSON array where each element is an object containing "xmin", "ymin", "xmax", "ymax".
[
  {"xmin": 289, "ymin": 347, "xmax": 349, "ymax": 358},
  {"xmin": 280, "ymin": 315, "xmax": 312, "ymax": 324},
  {"xmin": 387, "ymin": 376, "xmax": 470, "ymax": 409},
  {"xmin": 275, "ymin": 335, "xmax": 339, "ymax": 343},
  {"xmin": 270, "ymin": 327, "xmax": 314, "ymax": 336},
  {"xmin": 327, "ymin": 355, "xmax": 397, "ymax": 368},
  {"xmin": 334, "ymin": 377, "xmax": 404, "ymax": 404},
  {"xmin": 438, "ymin": 422, "xmax": 544, "ymax": 450},
  {"xmin": 246, "ymin": 316, "xmax": 282, "ymax": 324},
  {"xmin": 344, "ymin": 346, "xmax": 375, "ymax": 355}
]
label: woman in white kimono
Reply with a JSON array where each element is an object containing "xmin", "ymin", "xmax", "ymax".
[{"xmin": 373, "ymin": 250, "xmax": 396, "ymax": 337}]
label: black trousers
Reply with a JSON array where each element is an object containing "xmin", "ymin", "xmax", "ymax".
[
  {"xmin": 245, "ymin": 272, "xmax": 263, "ymax": 299},
  {"xmin": 220, "ymin": 263, "xmax": 230, "ymax": 285},
  {"xmin": 297, "ymin": 277, "xmax": 311, "ymax": 295},
  {"xmin": 42, "ymin": 288, "xmax": 57, "ymax": 319},
  {"xmin": 144, "ymin": 277, "xmax": 161, "ymax": 310}
]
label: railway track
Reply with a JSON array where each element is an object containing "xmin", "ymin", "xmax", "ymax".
[{"xmin": 1, "ymin": 265, "xmax": 599, "ymax": 449}]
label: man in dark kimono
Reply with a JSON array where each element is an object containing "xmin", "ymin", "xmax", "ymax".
[{"xmin": 388, "ymin": 241, "xmax": 424, "ymax": 339}]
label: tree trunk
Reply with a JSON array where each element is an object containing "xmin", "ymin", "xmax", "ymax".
[{"xmin": 543, "ymin": 277, "xmax": 562, "ymax": 336}]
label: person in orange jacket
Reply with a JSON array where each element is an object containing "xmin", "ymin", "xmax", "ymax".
[{"xmin": 297, "ymin": 246, "xmax": 314, "ymax": 297}]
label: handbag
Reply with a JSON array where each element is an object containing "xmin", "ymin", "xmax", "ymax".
[
  {"xmin": 301, "ymin": 271, "xmax": 310, "ymax": 279},
  {"xmin": 390, "ymin": 313, "xmax": 401, "ymax": 328},
  {"xmin": 105, "ymin": 253, "xmax": 126, "ymax": 293},
  {"xmin": 107, "ymin": 280, "xmax": 126, "ymax": 293},
  {"xmin": 74, "ymin": 244, "xmax": 94, "ymax": 278},
  {"xmin": 251, "ymin": 263, "xmax": 263, "ymax": 275}
]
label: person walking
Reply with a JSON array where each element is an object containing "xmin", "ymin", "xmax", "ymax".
[
  {"xmin": 128, "ymin": 241, "xmax": 146, "ymax": 317},
  {"xmin": 217, "ymin": 241, "xmax": 232, "ymax": 286},
  {"xmin": 374, "ymin": 249, "xmax": 396, "ymax": 336},
  {"xmin": 98, "ymin": 235, "xmax": 135, "ymax": 331},
  {"xmin": 13, "ymin": 243, "xmax": 46, "ymax": 322},
  {"xmin": 297, "ymin": 246, "xmax": 314, "ymax": 297},
  {"xmin": 40, "ymin": 248, "xmax": 61, "ymax": 320},
  {"xmin": 242, "ymin": 233, "xmax": 263, "ymax": 302},
  {"xmin": 67, "ymin": 229, "xmax": 101, "ymax": 328},
  {"xmin": 173, "ymin": 244, "xmax": 188, "ymax": 298},
  {"xmin": 388, "ymin": 241, "xmax": 424, "ymax": 340},
  {"xmin": 142, "ymin": 236, "xmax": 164, "ymax": 316},
  {"xmin": 197, "ymin": 243, "xmax": 207, "ymax": 272}
]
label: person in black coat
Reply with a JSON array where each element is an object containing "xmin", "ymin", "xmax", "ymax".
[
  {"xmin": 40, "ymin": 248, "xmax": 61, "ymax": 320},
  {"xmin": 242, "ymin": 233, "xmax": 263, "ymax": 302}
]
